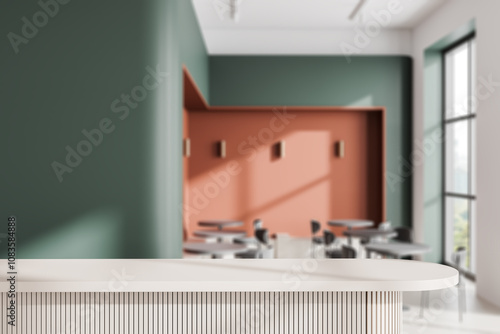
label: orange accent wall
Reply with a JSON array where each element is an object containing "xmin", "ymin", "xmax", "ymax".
[{"xmin": 183, "ymin": 68, "xmax": 385, "ymax": 237}]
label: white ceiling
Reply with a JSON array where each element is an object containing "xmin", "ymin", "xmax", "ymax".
[
  {"xmin": 192, "ymin": 0, "xmax": 449, "ymax": 55},
  {"xmin": 193, "ymin": 0, "xmax": 447, "ymax": 29}
]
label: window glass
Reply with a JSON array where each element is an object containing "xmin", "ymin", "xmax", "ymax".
[{"xmin": 445, "ymin": 43, "xmax": 469, "ymax": 119}]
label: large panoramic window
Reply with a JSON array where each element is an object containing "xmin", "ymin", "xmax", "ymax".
[{"xmin": 443, "ymin": 36, "xmax": 476, "ymax": 274}]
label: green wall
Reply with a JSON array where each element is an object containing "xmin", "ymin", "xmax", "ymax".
[
  {"xmin": 180, "ymin": 0, "xmax": 209, "ymax": 100},
  {"xmin": 210, "ymin": 56, "xmax": 413, "ymax": 228},
  {"xmin": 422, "ymin": 50, "xmax": 444, "ymax": 263},
  {"xmin": 0, "ymin": 0, "xmax": 208, "ymax": 258}
]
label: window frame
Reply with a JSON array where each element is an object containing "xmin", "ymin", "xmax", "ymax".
[{"xmin": 441, "ymin": 33, "xmax": 476, "ymax": 278}]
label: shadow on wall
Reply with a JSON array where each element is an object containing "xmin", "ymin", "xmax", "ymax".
[{"xmin": 16, "ymin": 209, "xmax": 124, "ymax": 259}]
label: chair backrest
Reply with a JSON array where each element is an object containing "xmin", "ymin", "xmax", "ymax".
[
  {"xmin": 253, "ymin": 219, "xmax": 263, "ymax": 231},
  {"xmin": 323, "ymin": 230, "xmax": 336, "ymax": 246},
  {"xmin": 378, "ymin": 221, "xmax": 392, "ymax": 231},
  {"xmin": 394, "ymin": 227, "xmax": 413, "ymax": 242},
  {"xmin": 311, "ymin": 220, "xmax": 321, "ymax": 235},
  {"xmin": 255, "ymin": 228, "xmax": 269, "ymax": 245},
  {"xmin": 342, "ymin": 245, "xmax": 357, "ymax": 258}
]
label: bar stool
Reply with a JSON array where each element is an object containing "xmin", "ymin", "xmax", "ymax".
[
  {"xmin": 310, "ymin": 220, "xmax": 324, "ymax": 258},
  {"xmin": 324, "ymin": 230, "xmax": 342, "ymax": 258},
  {"xmin": 234, "ymin": 219, "xmax": 263, "ymax": 245},
  {"xmin": 235, "ymin": 228, "xmax": 273, "ymax": 259}
]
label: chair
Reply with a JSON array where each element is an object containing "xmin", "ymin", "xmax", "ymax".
[
  {"xmin": 378, "ymin": 221, "xmax": 392, "ymax": 231},
  {"xmin": 324, "ymin": 230, "xmax": 342, "ymax": 258},
  {"xmin": 236, "ymin": 228, "xmax": 273, "ymax": 259},
  {"xmin": 394, "ymin": 227, "xmax": 413, "ymax": 260},
  {"xmin": 374, "ymin": 221, "xmax": 393, "ymax": 243},
  {"xmin": 342, "ymin": 245, "xmax": 357, "ymax": 258},
  {"xmin": 255, "ymin": 228, "xmax": 269, "ymax": 245},
  {"xmin": 253, "ymin": 218, "xmax": 263, "ymax": 230},
  {"xmin": 454, "ymin": 247, "xmax": 467, "ymax": 321},
  {"xmin": 310, "ymin": 220, "xmax": 324, "ymax": 257},
  {"xmin": 255, "ymin": 228, "xmax": 274, "ymax": 259},
  {"xmin": 234, "ymin": 219, "xmax": 263, "ymax": 245},
  {"xmin": 394, "ymin": 227, "xmax": 412, "ymax": 242},
  {"xmin": 420, "ymin": 247, "xmax": 467, "ymax": 321}
]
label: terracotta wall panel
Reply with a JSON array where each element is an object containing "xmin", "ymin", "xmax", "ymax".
[{"xmin": 184, "ymin": 109, "xmax": 383, "ymax": 237}]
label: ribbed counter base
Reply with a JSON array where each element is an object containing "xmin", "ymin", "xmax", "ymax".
[{"xmin": 1, "ymin": 291, "xmax": 402, "ymax": 333}]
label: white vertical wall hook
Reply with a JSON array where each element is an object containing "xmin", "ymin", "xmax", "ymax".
[
  {"xmin": 278, "ymin": 140, "xmax": 286, "ymax": 158},
  {"xmin": 218, "ymin": 140, "xmax": 226, "ymax": 158},
  {"xmin": 183, "ymin": 138, "xmax": 191, "ymax": 158},
  {"xmin": 336, "ymin": 140, "xmax": 345, "ymax": 158}
]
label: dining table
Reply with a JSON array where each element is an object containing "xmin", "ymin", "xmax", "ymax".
[
  {"xmin": 364, "ymin": 241, "xmax": 432, "ymax": 259},
  {"xmin": 328, "ymin": 219, "xmax": 374, "ymax": 244},
  {"xmin": 183, "ymin": 242, "xmax": 248, "ymax": 258},
  {"xmin": 193, "ymin": 229, "xmax": 247, "ymax": 242},
  {"xmin": 198, "ymin": 219, "xmax": 244, "ymax": 230},
  {"xmin": 233, "ymin": 236, "xmax": 258, "ymax": 245},
  {"xmin": 343, "ymin": 228, "xmax": 398, "ymax": 245}
]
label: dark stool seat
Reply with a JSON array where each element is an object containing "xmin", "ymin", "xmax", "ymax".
[
  {"xmin": 236, "ymin": 249, "xmax": 259, "ymax": 258},
  {"xmin": 325, "ymin": 249, "xmax": 343, "ymax": 258},
  {"xmin": 312, "ymin": 236, "xmax": 323, "ymax": 244}
]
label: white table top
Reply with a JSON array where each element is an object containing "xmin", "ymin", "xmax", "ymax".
[
  {"xmin": 343, "ymin": 229, "xmax": 397, "ymax": 238},
  {"xmin": 194, "ymin": 230, "xmax": 247, "ymax": 238},
  {"xmin": 0, "ymin": 259, "xmax": 457, "ymax": 293},
  {"xmin": 365, "ymin": 241, "xmax": 431, "ymax": 257},
  {"xmin": 328, "ymin": 220, "xmax": 374, "ymax": 229},
  {"xmin": 198, "ymin": 220, "xmax": 244, "ymax": 229},
  {"xmin": 183, "ymin": 242, "xmax": 248, "ymax": 255}
]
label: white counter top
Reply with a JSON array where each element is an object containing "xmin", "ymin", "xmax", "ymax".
[{"xmin": 0, "ymin": 259, "xmax": 457, "ymax": 293}]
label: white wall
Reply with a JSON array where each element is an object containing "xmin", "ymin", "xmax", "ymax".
[{"xmin": 412, "ymin": 0, "xmax": 500, "ymax": 308}]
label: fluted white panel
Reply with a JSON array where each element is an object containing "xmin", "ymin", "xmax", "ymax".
[{"xmin": 0, "ymin": 291, "xmax": 401, "ymax": 333}]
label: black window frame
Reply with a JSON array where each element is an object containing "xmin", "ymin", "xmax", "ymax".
[{"xmin": 442, "ymin": 33, "xmax": 476, "ymax": 278}]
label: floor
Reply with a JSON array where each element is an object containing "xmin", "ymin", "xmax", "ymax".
[{"xmin": 403, "ymin": 281, "xmax": 500, "ymax": 334}]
